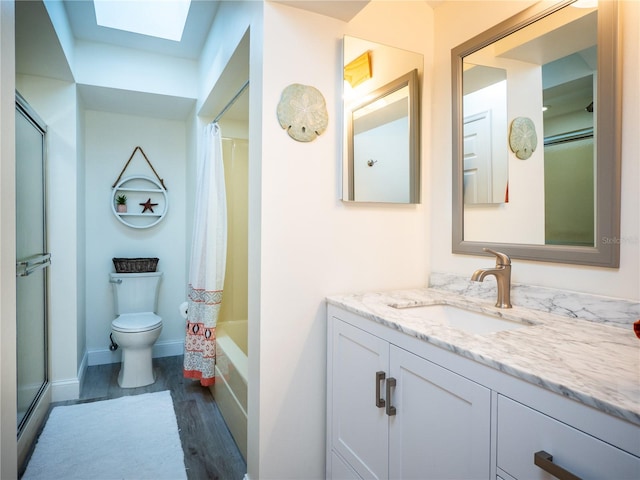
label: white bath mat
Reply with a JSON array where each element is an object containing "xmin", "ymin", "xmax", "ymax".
[{"xmin": 22, "ymin": 391, "xmax": 186, "ymax": 480}]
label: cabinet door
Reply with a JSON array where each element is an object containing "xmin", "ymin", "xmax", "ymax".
[
  {"xmin": 388, "ymin": 346, "xmax": 491, "ymax": 480},
  {"xmin": 331, "ymin": 451, "xmax": 363, "ymax": 480},
  {"xmin": 331, "ymin": 320, "xmax": 389, "ymax": 479}
]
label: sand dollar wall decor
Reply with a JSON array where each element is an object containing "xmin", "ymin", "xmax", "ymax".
[
  {"xmin": 509, "ymin": 116, "xmax": 537, "ymax": 160},
  {"xmin": 277, "ymin": 84, "xmax": 328, "ymax": 142}
]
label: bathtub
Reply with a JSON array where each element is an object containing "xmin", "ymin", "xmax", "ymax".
[{"xmin": 213, "ymin": 320, "xmax": 247, "ymax": 460}]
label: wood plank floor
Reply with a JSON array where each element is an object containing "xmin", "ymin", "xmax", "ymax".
[{"xmin": 20, "ymin": 355, "xmax": 247, "ymax": 480}]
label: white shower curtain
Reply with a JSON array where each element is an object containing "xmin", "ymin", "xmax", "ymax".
[{"xmin": 184, "ymin": 122, "xmax": 227, "ymax": 386}]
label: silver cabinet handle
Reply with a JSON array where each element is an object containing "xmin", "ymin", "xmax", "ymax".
[
  {"xmin": 534, "ymin": 451, "xmax": 582, "ymax": 480},
  {"xmin": 386, "ymin": 377, "xmax": 396, "ymax": 416},
  {"xmin": 375, "ymin": 371, "xmax": 386, "ymax": 408}
]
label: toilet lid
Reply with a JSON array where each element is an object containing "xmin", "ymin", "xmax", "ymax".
[{"xmin": 112, "ymin": 313, "xmax": 162, "ymax": 333}]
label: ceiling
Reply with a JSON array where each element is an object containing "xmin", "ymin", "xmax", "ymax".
[
  {"xmin": 17, "ymin": 1, "xmax": 373, "ymax": 121},
  {"xmin": 274, "ymin": 1, "xmax": 370, "ymax": 22},
  {"xmin": 62, "ymin": 0, "xmax": 220, "ymax": 60},
  {"xmin": 16, "ymin": 1, "xmax": 73, "ymax": 82},
  {"xmin": 62, "ymin": 1, "xmax": 371, "ymax": 60}
]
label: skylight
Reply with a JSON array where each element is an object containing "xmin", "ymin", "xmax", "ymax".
[{"xmin": 94, "ymin": 0, "xmax": 192, "ymax": 42}]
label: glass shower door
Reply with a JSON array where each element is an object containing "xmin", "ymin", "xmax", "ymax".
[{"xmin": 15, "ymin": 95, "xmax": 49, "ymax": 433}]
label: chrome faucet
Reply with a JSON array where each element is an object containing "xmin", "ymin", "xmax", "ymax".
[{"xmin": 471, "ymin": 248, "xmax": 512, "ymax": 308}]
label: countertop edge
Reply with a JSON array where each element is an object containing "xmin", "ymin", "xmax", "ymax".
[{"xmin": 326, "ymin": 290, "xmax": 640, "ymax": 427}]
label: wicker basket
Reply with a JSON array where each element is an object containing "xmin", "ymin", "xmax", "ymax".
[{"xmin": 112, "ymin": 257, "xmax": 159, "ymax": 273}]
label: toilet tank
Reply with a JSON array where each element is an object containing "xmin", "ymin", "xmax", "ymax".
[{"xmin": 110, "ymin": 272, "xmax": 163, "ymax": 315}]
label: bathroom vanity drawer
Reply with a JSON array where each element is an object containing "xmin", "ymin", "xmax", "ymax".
[{"xmin": 497, "ymin": 395, "xmax": 640, "ymax": 479}]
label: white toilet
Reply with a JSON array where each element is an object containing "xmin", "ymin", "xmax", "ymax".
[{"xmin": 109, "ymin": 271, "xmax": 163, "ymax": 388}]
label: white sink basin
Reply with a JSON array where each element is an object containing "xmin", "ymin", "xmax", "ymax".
[{"xmin": 393, "ymin": 304, "xmax": 531, "ymax": 335}]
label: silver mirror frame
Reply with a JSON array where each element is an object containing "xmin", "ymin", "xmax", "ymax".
[
  {"xmin": 345, "ymin": 69, "xmax": 420, "ymax": 203},
  {"xmin": 452, "ymin": 0, "xmax": 621, "ymax": 267}
]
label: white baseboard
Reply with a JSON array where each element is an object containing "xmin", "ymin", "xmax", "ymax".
[
  {"xmin": 154, "ymin": 339, "xmax": 184, "ymax": 358},
  {"xmin": 87, "ymin": 339, "xmax": 184, "ymax": 366},
  {"xmin": 88, "ymin": 346, "xmax": 121, "ymax": 366},
  {"xmin": 51, "ymin": 377, "xmax": 80, "ymax": 402},
  {"xmin": 47, "ymin": 352, "xmax": 86, "ymax": 403},
  {"xmin": 77, "ymin": 350, "xmax": 88, "ymax": 388}
]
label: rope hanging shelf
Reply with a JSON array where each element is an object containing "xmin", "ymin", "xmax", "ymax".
[{"xmin": 111, "ymin": 146, "xmax": 169, "ymax": 229}]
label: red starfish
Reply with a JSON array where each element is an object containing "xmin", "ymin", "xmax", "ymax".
[{"xmin": 140, "ymin": 198, "xmax": 158, "ymax": 213}]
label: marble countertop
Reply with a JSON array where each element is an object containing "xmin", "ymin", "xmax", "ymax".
[{"xmin": 327, "ymin": 288, "xmax": 640, "ymax": 426}]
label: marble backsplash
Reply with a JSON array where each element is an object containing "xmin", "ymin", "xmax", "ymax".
[{"xmin": 429, "ymin": 272, "xmax": 640, "ymax": 330}]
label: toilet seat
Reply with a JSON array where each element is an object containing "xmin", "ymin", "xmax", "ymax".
[{"xmin": 112, "ymin": 312, "xmax": 162, "ymax": 333}]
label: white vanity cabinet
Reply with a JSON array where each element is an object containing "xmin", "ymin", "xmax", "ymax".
[
  {"xmin": 327, "ymin": 310, "xmax": 491, "ymax": 479},
  {"xmin": 327, "ymin": 303, "xmax": 640, "ymax": 480}
]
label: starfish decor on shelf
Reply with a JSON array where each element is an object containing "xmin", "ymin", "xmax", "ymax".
[{"xmin": 140, "ymin": 198, "xmax": 158, "ymax": 213}]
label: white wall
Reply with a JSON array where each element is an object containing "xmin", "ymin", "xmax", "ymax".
[
  {"xmin": 197, "ymin": 1, "xmax": 256, "ymax": 114},
  {"xmin": 15, "ymin": 74, "xmax": 81, "ymax": 401},
  {"xmin": 430, "ymin": 0, "xmax": 640, "ymax": 300},
  {"xmin": 42, "ymin": 0, "xmax": 75, "ymax": 70},
  {"xmin": 255, "ymin": 2, "xmax": 431, "ymax": 478},
  {"xmin": 84, "ymin": 110, "xmax": 188, "ymax": 364},
  {"xmin": 76, "ymin": 97, "xmax": 86, "ymax": 378},
  {"xmin": 74, "ymin": 40, "xmax": 197, "ymax": 99}
]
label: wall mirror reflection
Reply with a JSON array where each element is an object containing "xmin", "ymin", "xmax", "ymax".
[
  {"xmin": 452, "ymin": 0, "xmax": 621, "ymax": 267},
  {"xmin": 342, "ymin": 36, "xmax": 422, "ymax": 204}
]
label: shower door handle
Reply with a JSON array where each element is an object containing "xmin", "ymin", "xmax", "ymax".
[{"xmin": 16, "ymin": 253, "xmax": 51, "ymax": 277}]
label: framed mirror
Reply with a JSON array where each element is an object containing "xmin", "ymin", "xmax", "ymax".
[
  {"xmin": 343, "ymin": 36, "xmax": 422, "ymax": 204},
  {"xmin": 452, "ymin": 0, "xmax": 621, "ymax": 267}
]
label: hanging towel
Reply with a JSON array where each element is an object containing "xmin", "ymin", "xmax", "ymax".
[{"xmin": 184, "ymin": 122, "xmax": 227, "ymax": 386}]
